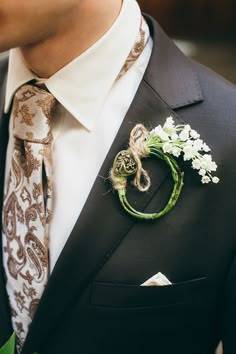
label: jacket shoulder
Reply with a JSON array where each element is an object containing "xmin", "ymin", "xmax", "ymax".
[
  {"xmin": 178, "ymin": 59, "xmax": 236, "ymax": 137},
  {"xmin": 192, "ymin": 59, "xmax": 236, "ymax": 113}
]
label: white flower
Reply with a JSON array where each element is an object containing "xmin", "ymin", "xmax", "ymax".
[
  {"xmin": 160, "ymin": 131, "xmax": 169, "ymax": 141},
  {"xmin": 150, "ymin": 119, "xmax": 219, "ymax": 185},
  {"xmin": 164, "ymin": 117, "xmax": 174, "ymax": 129},
  {"xmin": 212, "ymin": 176, "xmax": 220, "ymax": 184},
  {"xmin": 162, "ymin": 142, "xmax": 172, "ymax": 153},
  {"xmin": 200, "ymin": 161, "xmax": 208, "ymax": 170},
  {"xmin": 150, "ymin": 129, "xmax": 155, "ymax": 135},
  {"xmin": 200, "ymin": 154, "xmax": 213, "ymax": 170},
  {"xmin": 154, "ymin": 125, "xmax": 169, "ymax": 141},
  {"xmin": 154, "ymin": 125, "xmax": 162, "ymax": 134},
  {"xmin": 183, "ymin": 144, "xmax": 192, "ymax": 154},
  {"xmin": 185, "ymin": 139, "xmax": 194, "ymax": 146},
  {"xmin": 163, "ymin": 118, "xmax": 175, "ymax": 135},
  {"xmin": 171, "ymin": 133, "xmax": 179, "ymax": 141},
  {"xmin": 199, "ymin": 169, "xmax": 206, "ymax": 176},
  {"xmin": 192, "ymin": 159, "xmax": 201, "ymax": 170},
  {"xmin": 208, "ymin": 161, "xmax": 217, "ymax": 172},
  {"xmin": 190, "ymin": 130, "xmax": 200, "ymax": 139},
  {"xmin": 184, "ymin": 124, "xmax": 191, "ymax": 131},
  {"xmin": 202, "ymin": 143, "xmax": 211, "ymax": 152},
  {"xmin": 183, "ymin": 154, "xmax": 193, "ymax": 161},
  {"xmin": 202, "ymin": 176, "xmax": 210, "ymax": 184},
  {"xmin": 172, "ymin": 147, "xmax": 181, "ymax": 157},
  {"xmin": 183, "ymin": 145, "xmax": 195, "ymax": 160},
  {"xmin": 179, "ymin": 130, "xmax": 189, "ymax": 141},
  {"xmin": 193, "ymin": 139, "xmax": 203, "ymax": 151},
  {"xmin": 166, "ymin": 116, "xmax": 174, "ymax": 124},
  {"xmin": 200, "ymin": 157, "xmax": 217, "ymax": 172},
  {"xmin": 202, "ymin": 154, "xmax": 212, "ymax": 162}
]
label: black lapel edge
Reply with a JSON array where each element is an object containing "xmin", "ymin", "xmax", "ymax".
[{"xmin": 143, "ymin": 14, "xmax": 204, "ymax": 109}]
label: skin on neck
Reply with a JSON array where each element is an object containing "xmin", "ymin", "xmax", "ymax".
[{"xmin": 20, "ymin": 0, "xmax": 123, "ymax": 78}]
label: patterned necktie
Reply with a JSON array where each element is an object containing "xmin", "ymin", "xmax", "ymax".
[
  {"xmin": 2, "ymin": 15, "xmax": 150, "ymax": 350},
  {"xmin": 2, "ymin": 85, "xmax": 56, "ymax": 348}
]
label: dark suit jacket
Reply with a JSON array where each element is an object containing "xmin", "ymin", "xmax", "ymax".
[{"xmin": 0, "ymin": 15, "xmax": 236, "ymax": 354}]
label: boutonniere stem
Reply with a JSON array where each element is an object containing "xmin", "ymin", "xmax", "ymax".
[{"xmin": 110, "ymin": 117, "xmax": 219, "ymax": 220}]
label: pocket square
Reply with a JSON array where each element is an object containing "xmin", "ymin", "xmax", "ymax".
[{"xmin": 141, "ymin": 272, "xmax": 172, "ymax": 286}]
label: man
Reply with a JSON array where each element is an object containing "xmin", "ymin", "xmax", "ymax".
[{"xmin": 0, "ymin": 0, "xmax": 236, "ymax": 353}]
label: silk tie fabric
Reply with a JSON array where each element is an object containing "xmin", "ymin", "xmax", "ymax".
[
  {"xmin": 1, "ymin": 16, "xmax": 150, "ymax": 350},
  {"xmin": 2, "ymin": 85, "xmax": 56, "ymax": 349}
]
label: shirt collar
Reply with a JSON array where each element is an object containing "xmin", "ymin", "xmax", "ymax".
[{"xmin": 5, "ymin": 0, "xmax": 142, "ymax": 131}]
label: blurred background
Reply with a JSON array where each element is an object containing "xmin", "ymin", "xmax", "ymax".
[{"xmin": 138, "ymin": 0, "xmax": 236, "ymax": 84}]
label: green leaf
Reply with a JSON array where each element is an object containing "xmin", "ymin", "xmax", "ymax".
[{"xmin": 0, "ymin": 332, "xmax": 16, "ymax": 354}]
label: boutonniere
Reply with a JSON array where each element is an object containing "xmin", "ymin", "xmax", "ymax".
[{"xmin": 110, "ymin": 117, "xmax": 219, "ymax": 220}]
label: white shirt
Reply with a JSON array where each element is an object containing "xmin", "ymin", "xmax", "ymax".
[{"xmin": 4, "ymin": 0, "xmax": 153, "ymax": 271}]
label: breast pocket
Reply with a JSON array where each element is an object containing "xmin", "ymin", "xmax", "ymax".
[
  {"xmin": 87, "ymin": 277, "xmax": 211, "ymax": 354},
  {"xmin": 90, "ymin": 277, "xmax": 207, "ymax": 309}
]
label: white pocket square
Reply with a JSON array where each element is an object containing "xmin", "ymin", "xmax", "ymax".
[{"xmin": 141, "ymin": 272, "xmax": 172, "ymax": 286}]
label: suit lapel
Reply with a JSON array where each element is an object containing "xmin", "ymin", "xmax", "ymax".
[
  {"xmin": 143, "ymin": 15, "xmax": 203, "ymax": 109},
  {"xmin": 22, "ymin": 16, "xmax": 203, "ymax": 353},
  {"xmin": 0, "ymin": 61, "xmax": 13, "ymax": 347},
  {"xmin": 23, "ymin": 84, "xmax": 180, "ymax": 353}
]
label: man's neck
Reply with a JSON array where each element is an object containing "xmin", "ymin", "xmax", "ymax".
[{"xmin": 20, "ymin": 0, "xmax": 123, "ymax": 78}]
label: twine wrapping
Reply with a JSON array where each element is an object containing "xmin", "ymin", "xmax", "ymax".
[
  {"xmin": 111, "ymin": 124, "xmax": 151, "ymax": 193},
  {"xmin": 110, "ymin": 123, "xmax": 184, "ymax": 220},
  {"xmin": 128, "ymin": 124, "xmax": 150, "ymax": 192}
]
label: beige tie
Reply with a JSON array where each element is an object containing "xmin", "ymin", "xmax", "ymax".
[
  {"xmin": 2, "ymin": 85, "xmax": 56, "ymax": 349},
  {"xmin": 1, "ymin": 16, "xmax": 150, "ymax": 350}
]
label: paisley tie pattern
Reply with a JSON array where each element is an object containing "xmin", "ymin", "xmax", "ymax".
[
  {"xmin": 2, "ymin": 85, "xmax": 56, "ymax": 349},
  {"xmin": 1, "ymin": 16, "xmax": 150, "ymax": 351}
]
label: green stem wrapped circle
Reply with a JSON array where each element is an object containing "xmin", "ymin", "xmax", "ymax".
[{"xmin": 111, "ymin": 146, "xmax": 184, "ymax": 220}]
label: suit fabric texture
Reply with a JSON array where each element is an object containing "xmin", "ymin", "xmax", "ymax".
[{"xmin": 0, "ymin": 15, "xmax": 236, "ymax": 354}]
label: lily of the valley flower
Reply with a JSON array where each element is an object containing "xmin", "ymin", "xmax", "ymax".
[{"xmin": 150, "ymin": 116, "xmax": 220, "ymax": 184}]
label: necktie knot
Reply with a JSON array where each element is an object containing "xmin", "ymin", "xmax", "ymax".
[{"xmin": 12, "ymin": 84, "xmax": 56, "ymax": 144}]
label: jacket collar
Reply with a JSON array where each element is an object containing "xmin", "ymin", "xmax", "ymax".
[
  {"xmin": 0, "ymin": 15, "xmax": 203, "ymax": 353},
  {"xmin": 143, "ymin": 15, "xmax": 203, "ymax": 109}
]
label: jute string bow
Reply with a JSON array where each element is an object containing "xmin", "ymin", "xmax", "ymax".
[
  {"xmin": 110, "ymin": 123, "xmax": 184, "ymax": 220},
  {"xmin": 111, "ymin": 124, "xmax": 151, "ymax": 193}
]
